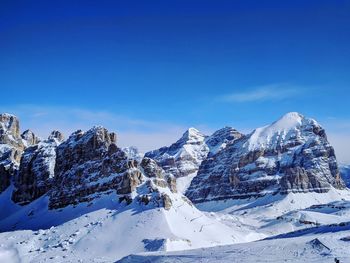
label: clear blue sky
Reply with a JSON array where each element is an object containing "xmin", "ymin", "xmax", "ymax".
[{"xmin": 1, "ymin": 0, "xmax": 350, "ymax": 161}]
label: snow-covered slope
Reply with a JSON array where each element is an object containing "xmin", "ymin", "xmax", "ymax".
[
  {"xmin": 0, "ymin": 179, "xmax": 241, "ymax": 262},
  {"xmin": 120, "ymin": 188, "xmax": 350, "ymax": 263},
  {"xmin": 0, "ymin": 115, "xmax": 245, "ymax": 262},
  {"xmin": 119, "ymin": 227, "xmax": 350, "ymax": 263},
  {"xmin": 186, "ymin": 112, "xmax": 345, "ymax": 203},
  {"xmin": 1, "ymin": 112, "xmax": 349, "ymax": 263}
]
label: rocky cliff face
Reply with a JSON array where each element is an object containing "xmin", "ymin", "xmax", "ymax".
[
  {"xmin": 0, "ymin": 114, "xmax": 38, "ymax": 193},
  {"xmin": 145, "ymin": 127, "xmax": 242, "ymax": 178},
  {"xmin": 0, "ymin": 112, "xmax": 347, "ymax": 211},
  {"xmin": 48, "ymin": 127, "xmax": 129, "ymax": 208},
  {"xmin": 12, "ymin": 131, "xmax": 64, "ymax": 205},
  {"xmin": 186, "ymin": 112, "xmax": 345, "ymax": 203},
  {"xmin": 49, "ymin": 127, "xmax": 176, "ymax": 209},
  {"xmin": 0, "ymin": 113, "xmax": 180, "ymax": 211}
]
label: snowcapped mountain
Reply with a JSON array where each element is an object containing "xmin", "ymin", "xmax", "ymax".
[
  {"xmin": 0, "ymin": 114, "xmax": 39, "ymax": 194},
  {"xmin": 186, "ymin": 112, "xmax": 345, "ymax": 203},
  {"xmin": 0, "ymin": 176, "xmax": 241, "ymax": 262},
  {"xmin": 0, "ymin": 114, "xmax": 243, "ymax": 262},
  {"xmin": 0, "ymin": 112, "xmax": 349, "ymax": 263},
  {"xmin": 145, "ymin": 127, "xmax": 242, "ymax": 193}
]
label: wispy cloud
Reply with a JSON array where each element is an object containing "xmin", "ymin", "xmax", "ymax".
[{"xmin": 219, "ymin": 84, "xmax": 299, "ymax": 103}]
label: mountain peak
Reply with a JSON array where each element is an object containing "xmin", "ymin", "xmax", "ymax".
[
  {"xmin": 0, "ymin": 113, "xmax": 20, "ymax": 138},
  {"xmin": 247, "ymin": 112, "xmax": 311, "ymax": 151},
  {"xmin": 180, "ymin": 127, "xmax": 206, "ymax": 143},
  {"xmin": 274, "ymin": 112, "xmax": 304, "ymax": 128},
  {"xmin": 0, "ymin": 112, "xmax": 17, "ymax": 119}
]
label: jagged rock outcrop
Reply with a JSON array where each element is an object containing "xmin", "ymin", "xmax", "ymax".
[
  {"xmin": 48, "ymin": 126, "xmax": 175, "ymax": 209},
  {"xmin": 145, "ymin": 127, "xmax": 242, "ymax": 179},
  {"xmin": 186, "ymin": 112, "xmax": 346, "ymax": 203},
  {"xmin": 21, "ymin": 129, "xmax": 40, "ymax": 147},
  {"xmin": 0, "ymin": 113, "xmax": 25, "ymax": 157},
  {"xmin": 145, "ymin": 128, "xmax": 208, "ymax": 178},
  {"xmin": 0, "ymin": 114, "xmax": 27, "ymax": 193},
  {"xmin": 48, "ymin": 127, "xmax": 129, "ymax": 209},
  {"xmin": 0, "ymin": 113, "xmax": 185, "ymax": 213},
  {"xmin": 12, "ymin": 132, "xmax": 63, "ymax": 205},
  {"xmin": 48, "ymin": 130, "xmax": 64, "ymax": 142},
  {"xmin": 206, "ymin": 127, "xmax": 243, "ymax": 156},
  {"xmin": 0, "ymin": 113, "xmax": 21, "ymax": 141},
  {"xmin": 117, "ymin": 168, "xmax": 143, "ymax": 195},
  {"xmin": 140, "ymin": 157, "xmax": 177, "ymax": 193},
  {"xmin": 1, "ymin": 111, "xmax": 345, "ymax": 212}
]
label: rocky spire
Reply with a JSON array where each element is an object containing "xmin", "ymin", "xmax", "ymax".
[
  {"xmin": 48, "ymin": 130, "xmax": 64, "ymax": 142},
  {"xmin": 21, "ymin": 129, "xmax": 40, "ymax": 147},
  {"xmin": 0, "ymin": 114, "xmax": 25, "ymax": 193}
]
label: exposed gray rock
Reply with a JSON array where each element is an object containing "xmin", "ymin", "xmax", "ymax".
[
  {"xmin": 12, "ymin": 139, "xmax": 59, "ymax": 205},
  {"xmin": 167, "ymin": 175, "xmax": 177, "ymax": 193},
  {"xmin": 141, "ymin": 157, "xmax": 177, "ymax": 193},
  {"xmin": 48, "ymin": 130, "xmax": 64, "ymax": 142},
  {"xmin": 161, "ymin": 193, "xmax": 172, "ymax": 210},
  {"xmin": 0, "ymin": 114, "xmax": 26, "ymax": 193},
  {"xmin": 145, "ymin": 128, "xmax": 208, "ymax": 178},
  {"xmin": 21, "ymin": 130, "xmax": 40, "ymax": 147},
  {"xmin": 186, "ymin": 112, "xmax": 345, "ymax": 203},
  {"xmin": 141, "ymin": 157, "xmax": 165, "ymax": 179},
  {"xmin": 117, "ymin": 169, "xmax": 143, "ymax": 194},
  {"xmin": 49, "ymin": 126, "xmax": 130, "ymax": 209},
  {"xmin": 145, "ymin": 127, "xmax": 242, "ymax": 179},
  {"xmin": 0, "ymin": 114, "xmax": 187, "ymax": 213},
  {"xmin": 0, "ymin": 113, "xmax": 21, "ymax": 140}
]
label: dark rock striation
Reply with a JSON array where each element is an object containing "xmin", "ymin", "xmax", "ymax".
[
  {"xmin": 49, "ymin": 127, "xmax": 177, "ymax": 209},
  {"xmin": 12, "ymin": 131, "xmax": 63, "ymax": 205},
  {"xmin": 0, "ymin": 114, "xmax": 27, "ymax": 193},
  {"xmin": 48, "ymin": 127, "xmax": 130, "ymax": 208},
  {"xmin": 145, "ymin": 127, "xmax": 242, "ymax": 179},
  {"xmin": 186, "ymin": 112, "xmax": 346, "ymax": 203}
]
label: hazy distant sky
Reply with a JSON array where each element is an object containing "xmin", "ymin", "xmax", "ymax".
[{"xmin": 1, "ymin": 0, "xmax": 350, "ymax": 162}]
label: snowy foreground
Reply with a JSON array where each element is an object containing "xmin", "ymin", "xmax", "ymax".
[
  {"xmin": 1, "ymin": 188, "xmax": 350, "ymax": 262},
  {"xmin": 119, "ymin": 229, "xmax": 350, "ymax": 263}
]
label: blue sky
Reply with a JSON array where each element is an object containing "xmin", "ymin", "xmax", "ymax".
[{"xmin": 1, "ymin": 0, "xmax": 350, "ymax": 162}]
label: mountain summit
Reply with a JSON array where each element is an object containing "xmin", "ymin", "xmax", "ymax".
[
  {"xmin": 186, "ymin": 112, "xmax": 345, "ymax": 202},
  {"xmin": 0, "ymin": 112, "xmax": 348, "ymax": 262}
]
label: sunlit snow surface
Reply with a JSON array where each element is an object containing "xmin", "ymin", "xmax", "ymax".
[
  {"xmin": 1, "ymin": 112, "xmax": 349, "ymax": 262},
  {"xmin": 119, "ymin": 189, "xmax": 350, "ymax": 263},
  {"xmin": 0, "ymin": 185, "xmax": 244, "ymax": 262},
  {"xmin": 1, "ymin": 187, "xmax": 350, "ymax": 262}
]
